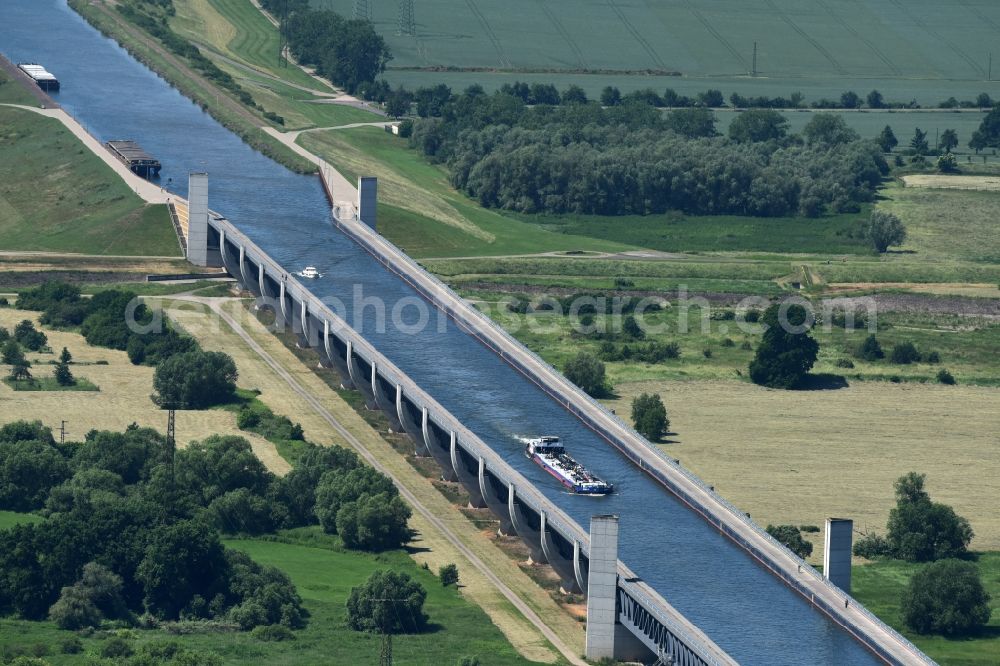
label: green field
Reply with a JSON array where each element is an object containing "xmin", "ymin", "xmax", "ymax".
[
  {"xmin": 852, "ymin": 554, "xmax": 1000, "ymax": 666},
  {"xmin": 0, "ymin": 107, "xmax": 178, "ymax": 256},
  {"xmin": 318, "ymin": 0, "xmax": 1000, "ymax": 80},
  {"xmin": 0, "ymin": 527, "xmax": 542, "ymax": 665},
  {"xmin": 0, "ymin": 69, "xmax": 39, "ymax": 105},
  {"xmin": 0, "ymin": 510, "xmax": 43, "ymax": 530}
]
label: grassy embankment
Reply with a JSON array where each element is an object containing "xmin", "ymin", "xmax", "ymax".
[
  {"xmin": 0, "ymin": 105, "xmax": 177, "ymax": 256},
  {"xmin": 68, "ymin": 0, "xmax": 315, "ymax": 174},
  {"xmin": 170, "ymin": 0, "xmax": 379, "ymax": 131}
]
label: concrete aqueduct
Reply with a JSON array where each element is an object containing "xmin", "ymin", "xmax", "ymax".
[{"xmin": 178, "ymin": 173, "xmax": 933, "ymax": 666}]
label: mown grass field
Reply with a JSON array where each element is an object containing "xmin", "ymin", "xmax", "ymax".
[
  {"xmin": 852, "ymin": 553, "xmax": 1000, "ymax": 666},
  {"xmin": 0, "ymin": 107, "xmax": 178, "ymax": 256},
  {"xmin": 0, "ymin": 528, "xmax": 542, "ymax": 665},
  {"xmin": 0, "ymin": 510, "xmax": 42, "ymax": 531}
]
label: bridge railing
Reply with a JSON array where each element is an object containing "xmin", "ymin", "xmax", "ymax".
[{"xmin": 330, "ymin": 214, "xmax": 934, "ymax": 666}]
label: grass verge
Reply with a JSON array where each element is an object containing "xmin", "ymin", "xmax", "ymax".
[
  {"xmin": 3, "ymin": 377, "xmax": 99, "ymax": 392},
  {"xmin": 852, "ymin": 554, "xmax": 1000, "ymax": 665},
  {"xmin": 0, "ymin": 107, "xmax": 178, "ymax": 256}
]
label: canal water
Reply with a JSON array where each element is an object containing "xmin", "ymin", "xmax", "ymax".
[{"xmin": 0, "ymin": 3, "xmax": 880, "ymax": 663}]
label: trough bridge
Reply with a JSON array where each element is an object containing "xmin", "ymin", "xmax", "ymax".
[{"xmin": 0, "ymin": 3, "xmax": 937, "ymax": 662}]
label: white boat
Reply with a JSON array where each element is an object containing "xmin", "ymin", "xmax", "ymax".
[{"xmin": 297, "ymin": 266, "xmax": 321, "ymax": 279}]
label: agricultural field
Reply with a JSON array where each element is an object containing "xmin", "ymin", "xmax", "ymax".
[
  {"xmin": 0, "ymin": 305, "xmax": 289, "ymax": 474},
  {"xmin": 0, "ymin": 107, "xmax": 178, "ymax": 256},
  {"xmin": 318, "ymin": 0, "xmax": 1000, "ymax": 79}
]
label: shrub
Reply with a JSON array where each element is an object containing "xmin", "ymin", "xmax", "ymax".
[
  {"xmin": 936, "ymin": 369, "xmax": 956, "ymax": 385},
  {"xmin": 855, "ymin": 334, "xmax": 884, "ymax": 361},
  {"xmin": 99, "ymin": 636, "xmax": 134, "ymax": 659},
  {"xmin": 890, "ymin": 342, "xmax": 921, "ymax": 364},
  {"xmin": 925, "ymin": 350, "xmax": 940, "ymax": 364},
  {"xmin": 853, "ymin": 533, "xmax": 892, "ymax": 559},
  {"xmin": 563, "ymin": 352, "xmax": 608, "ymax": 397},
  {"xmin": 439, "ymin": 563, "xmax": 459, "ymax": 587},
  {"xmin": 251, "ymin": 624, "xmax": 295, "ymax": 641},
  {"xmin": 901, "ymin": 559, "xmax": 991, "ymax": 636},
  {"xmin": 835, "ymin": 358, "xmax": 854, "ymax": 368},
  {"xmin": 765, "ymin": 524, "xmax": 813, "ymax": 559},
  {"xmin": 237, "ymin": 407, "xmax": 262, "ymax": 429},
  {"xmin": 152, "ymin": 351, "xmax": 238, "ymax": 408},
  {"xmin": 59, "ymin": 636, "xmax": 83, "ymax": 654},
  {"xmin": 740, "ymin": 340, "xmax": 752, "ymax": 351},
  {"xmin": 799, "ymin": 524, "xmax": 820, "ymax": 533},
  {"xmin": 346, "ymin": 570, "xmax": 428, "ymax": 634},
  {"xmin": 631, "ymin": 393, "xmax": 669, "ymax": 441},
  {"xmin": 13, "ymin": 320, "xmax": 46, "ymax": 351},
  {"xmin": 721, "ymin": 338, "xmax": 735, "ymax": 347}
]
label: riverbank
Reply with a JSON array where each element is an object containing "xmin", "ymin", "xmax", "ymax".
[{"xmin": 68, "ymin": 0, "xmax": 316, "ymax": 175}]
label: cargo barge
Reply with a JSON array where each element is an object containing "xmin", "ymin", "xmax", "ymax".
[
  {"xmin": 17, "ymin": 63, "xmax": 59, "ymax": 91},
  {"xmin": 525, "ymin": 436, "xmax": 613, "ymax": 495},
  {"xmin": 105, "ymin": 140, "xmax": 161, "ymax": 178}
]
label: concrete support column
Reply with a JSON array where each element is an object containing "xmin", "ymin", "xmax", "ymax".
[
  {"xmin": 278, "ymin": 280, "xmax": 289, "ymax": 325},
  {"xmin": 508, "ymin": 483, "xmax": 546, "ymax": 564},
  {"xmin": 186, "ymin": 173, "xmax": 209, "ymax": 266},
  {"xmin": 371, "ymin": 362, "xmax": 402, "ymax": 431},
  {"xmin": 824, "ymin": 518, "xmax": 853, "ymax": 593},
  {"xmin": 322, "ymin": 321, "xmax": 353, "ymax": 388},
  {"xmin": 258, "ymin": 263, "xmax": 269, "ymax": 299},
  {"xmin": 358, "ymin": 176, "xmax": 377, "ymax": 230},
  {"xmin": 586, "ymin": 514, "xmax": 619, "ymax": 661},
  {"xmin": 421, "ymin": 409, "xmax": 457, "ymax": 481},
  {"xmin": 573, "ymin": 540, "xmax": 589, "ymax": 593},
  {"xmin": 478, "ymin": 459, "xmax": 515, "ymax": 536},
  {"xmin": 395, "ymin": 386, "xmax": 428, "ymax": 455},
  {"xmin": 299, "ymin": 299, "xmax": 310, "ymax": 344},
  {"xmin": 346, "ymin": 341, "xmax": 377, "ymax": 409},
  {"xmin": 450, "ymin": 434, "xmax": 486, "ymax": 508}
]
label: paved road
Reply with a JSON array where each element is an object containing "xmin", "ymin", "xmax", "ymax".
[{"xmin": 176, "ymin": 295, "xmax": 588, "ymax": 666}]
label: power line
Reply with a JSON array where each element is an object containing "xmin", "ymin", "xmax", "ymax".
[
  {"xmin": 354, "ymin": 0, "xmax": 373, "ymax": 21},
  {"xmin": 397, "ymin": 0, "xmax": 415, "ymax": 36}
]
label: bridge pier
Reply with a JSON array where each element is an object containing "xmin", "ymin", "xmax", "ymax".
[
  {"xmin": 346, "ymin": 341, "xmax": 377, "ymax": 409},
  {"xmin": 508, "ymin": 484, "xmax": 546, "ymax": 564},
  {"xmin": 479, "ymin": 462, "xmax": 515, "ymax": 535},
  {"xmin": 370, "ymin": 363, "xmax": 402, "ymax": 431},
  {"xmin": 541, "ymin": 513, "xmax": 582, "ymax": 594},
  {"xmin": 322, "ymin": 321, "xmax": 354, "ymax": 388},
  {"xmin": 238, "ymin": 245, "xmax": 255, "ymax": 294},
  {"xmin": 422, "ymin": 409, "xmax": 457, "ymax": 481},
  {"xmin": 396, "ymin": 387, "xmax": 429, "ymax": 456},
  {"xmin": 450, "ymin": 435, "xmax": 486, "ymax": 508}
]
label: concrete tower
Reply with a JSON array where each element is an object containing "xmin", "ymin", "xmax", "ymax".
[
  {"xmin": 824, "ymin": 517, "xmax": 853, "ymax": 593},
  {"xmin": 186, "ymin": 172, "xmax": 209, "ymax": 266},
  {"xmin": 586, "ymin": 514, "xmax": 619, "ymax": 660},
  {"xmin": 358, "ymin": 176, "xmax": 377, "ymax": 229}
]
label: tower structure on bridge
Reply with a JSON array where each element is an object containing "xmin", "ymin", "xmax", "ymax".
[
  {"xmin": 823, "ymin": 517, "xmax": 853, "ymax": 593},
  {"xmin": 358, "ymin": 176, "xmax": 378, "ymax": 229},
  {"xmin": 187, "ymin": 172, "xmax": 210, "ymax": 266},
  {"xmin": 586, "ymin": 514, "xmax": 619, "ymax": 660},
  {"xmin": 397, "ymin": 0, "xmax": 415, "ymax": 36}
]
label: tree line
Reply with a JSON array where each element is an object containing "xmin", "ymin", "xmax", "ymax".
[
  {"xmin": 259, "ymin": 0, "xmax": 390, "ymax": 93},
  {"xmin": 405, "ymin": 90, "xmax": 887, "ymax": 218}
]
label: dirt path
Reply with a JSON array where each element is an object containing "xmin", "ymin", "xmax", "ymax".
[{"xmin": 165, "ymin": 296, "xmax": 585, "ymax": 665}]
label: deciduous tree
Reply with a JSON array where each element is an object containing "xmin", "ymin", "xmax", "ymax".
[
  {"xmin": 866, "ymin": 210, "xmax": 906, "ymax": 253},
  {"xmin": 902, "ymin": 559, "xmax": 991, "ymax": 635}
]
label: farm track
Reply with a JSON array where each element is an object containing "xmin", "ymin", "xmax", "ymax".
[
  {"xmin": 677, "ymin": 0, "xmax": 748, "ymax": 72},
  {"xmin": 463, "ymin": 0, "xmax": 511, "ymax": 69},
  {"xmin": 817, "ymin": 0, "xmax": 901, "ymax": 76},
  {"xmin": 535, "ymin": 0, "xmax": 587, "ymax": 70},
  {"xmin": 886, "ymin": 0, "xmax": 985, "ymax": 78},
  {"xmin": 605, "ymin": 0, "xmax": 667, "ymax": 71},
  {"xmin": 761, "ymin": 0, "xmax": 844, "ymax": 75}
]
